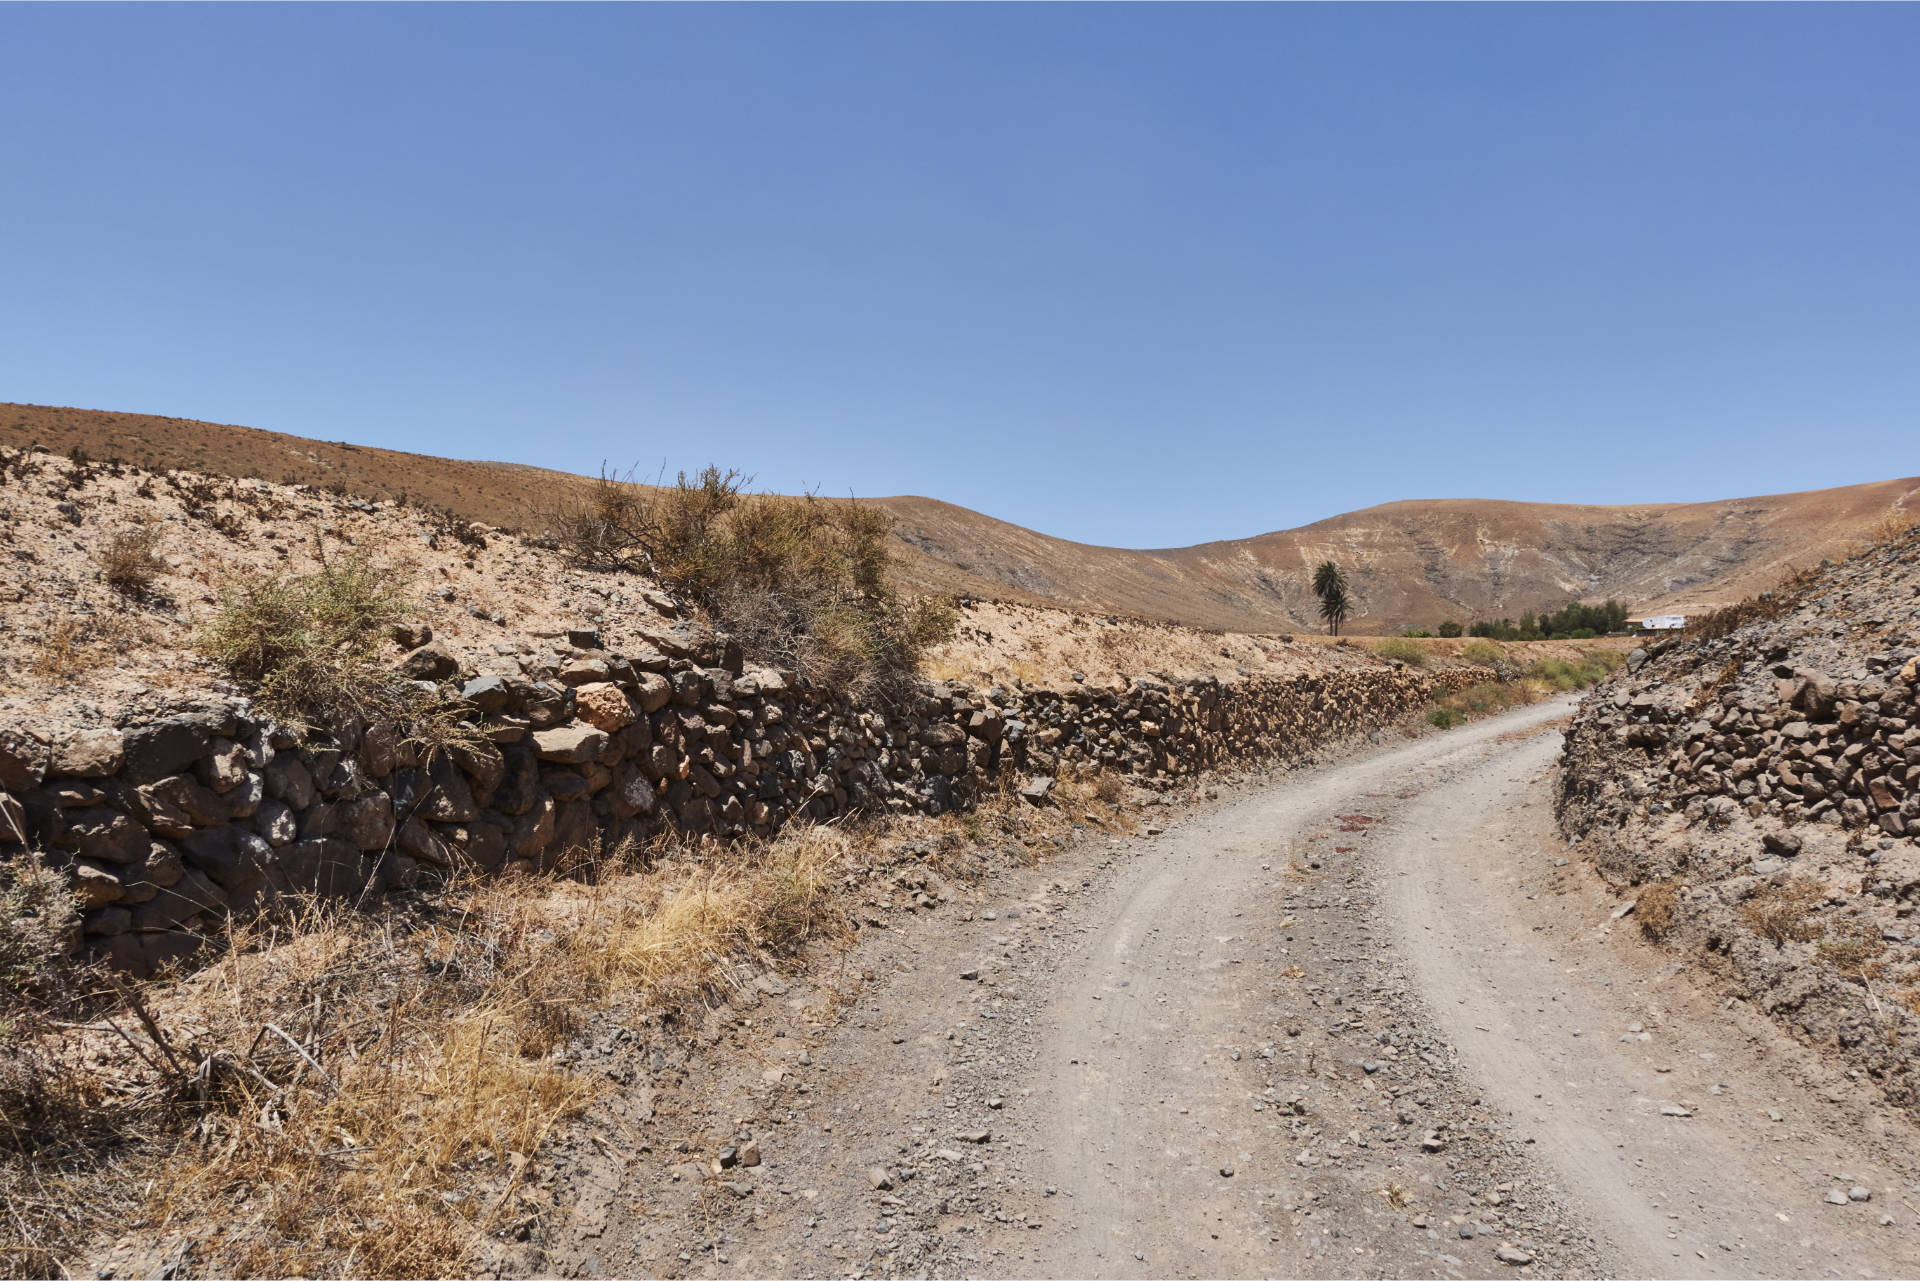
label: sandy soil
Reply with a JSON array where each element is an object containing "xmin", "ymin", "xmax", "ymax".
[
  {"xmin": 920, "ymin": 599, "xmax": 1623, "ymax": 693},
  {"xmin": 515, "ymin": 700, "xmax": 1920, "ymax": 1280}
]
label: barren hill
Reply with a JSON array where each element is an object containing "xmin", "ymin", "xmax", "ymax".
[{"xmin": 6, "ymin": 401, "xmax": 1913, "ymax": 633}]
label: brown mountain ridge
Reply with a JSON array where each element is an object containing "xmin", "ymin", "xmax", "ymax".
[{"xmin": 5, "ymin": 401, "xmax": 1913, "ymax": 634}]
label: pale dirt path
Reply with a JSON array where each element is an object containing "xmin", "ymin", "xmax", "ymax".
[
  {"xmin": 552, "ymin": 700, "xmax": 1920, "ymax": 1281},
  {"xmin": 1011, "ymin": 702, "xmax": 1587, "ymax": 1279},
  {"xmin": 1379, "ymin": 724, "xmax": 1920, "ymax": 1280}
]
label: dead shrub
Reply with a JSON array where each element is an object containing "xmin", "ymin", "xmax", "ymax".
[
  {"xmin": 1, "ymin": 860, "xmax": 112, "ymax": 1280},
  {"xmin": 0, "ymin": 858, "xmax": 82, "ymax": 1027},
  {"xmin": 1740, "ymin": 878, "xmax": 1825, "ymax": 946},
  {"xmin": 547, "ymin": 466, "xmax": 955, "ymax": 701},
  {"xmin": 1866, "ymin": 509, "xmax": 1916, "ymax": 547},
  {"xmin": 1686, "ymin": 565, "xmax": 1820, "ymax": 644},
  {"xmin": 98, "ymin": 521, "xmax": 165, "ymax": 598},
  {"xmin": 1636, "ymin": 880, "xmax": 1680, "ymax": 942},
  {"xmin": 29, "ymin": 615, "xmax": 94, "ymax": 682},
  {"xmin": 1093, "ymin": 772, "xmax": 1127, "ymax": 805}
]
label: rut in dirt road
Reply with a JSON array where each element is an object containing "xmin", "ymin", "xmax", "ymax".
[{"xmin": 563, "ymin": 702, "xmax": 1920, "ymax": 1281}]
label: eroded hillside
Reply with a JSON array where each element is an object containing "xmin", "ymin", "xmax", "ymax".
[{"xmin": 7, "ymin": 401, "xmax": 1914, "ymax": 636}]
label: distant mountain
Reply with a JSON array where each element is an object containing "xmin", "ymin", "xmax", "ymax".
[{"xmin": 7, "ymin": 401, "xmax": 1912, "ymax": 634}]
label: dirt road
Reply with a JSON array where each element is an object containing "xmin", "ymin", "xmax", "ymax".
[{"xmin": 548, "ymin": 701, "xmax": 1920, "ymax": 1280}]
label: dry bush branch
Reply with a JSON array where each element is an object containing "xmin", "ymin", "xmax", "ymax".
[
  {"xmin": 98, "ymin": 522, "xmax": 165, "ymax": 599},
  {"xmin": 544, "ymin": 466, "xmax": 955, "ymax": 702}
]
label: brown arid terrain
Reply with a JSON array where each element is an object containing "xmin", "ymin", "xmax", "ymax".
[
  {"xmin": 6, "ymin": 436, "xmax": 1920, "ymax": 1281},
  {"xmin": 1556, "ymin": 515, "xmax": 1920, "ymax": 1114},
  {"xmin": 7, "ymin": 401, "xmax": 1916, "ymax": 635},
  {"xmin": 0, "ymin": 444, "xmax": 1616, "ymax": 1277}
]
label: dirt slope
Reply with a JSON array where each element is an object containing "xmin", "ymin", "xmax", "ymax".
[
  {"xmin": 1556, "ymin": 520, "xmax": 1920, "ymax": 1114},
  {"xmin": 8, "ymin": 401, "xmax": 1913, "ymax": 633}
]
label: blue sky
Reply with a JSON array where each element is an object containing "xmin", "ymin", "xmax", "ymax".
[{"xmin": 3, "ymin": 5, "xmax": 1916, "ymax": 548}]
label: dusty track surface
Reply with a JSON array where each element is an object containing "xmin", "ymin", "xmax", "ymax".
[{"xmin": 537, "ymin": 702, "xmax": 1920, "ymax": 1280}]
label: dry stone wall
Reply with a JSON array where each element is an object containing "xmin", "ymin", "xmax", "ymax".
[
  {"xmin": 2, "ymin": 627, "xmax": 1453, "ymax": 974},
  {"xmin": 1554, "ymin": 525, "xmax": 1920, "ymax": 1111}
]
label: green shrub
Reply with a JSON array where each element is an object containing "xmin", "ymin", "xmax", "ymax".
[
  {"xmin": 1427, "ymin": 707, "xmax": 1457, "ymax": 729},
  {"xmin": 1373, "ymin": 637, "xmax": 1429, "ymax": 667},
  {"xmin": 1522, "ymin": 649, "xmax": 1622, "ymax": 692},
  {"xmin": 198, "ymin": 553, "xmax": 477, "ymax": 750},
  {"xmin": 1437, "ymin": 620, "xmax": 1463, "ymax": 638},
  {"xmin": 1460, "ymin": 640, "xmax": 1505, "ymax": 667}
]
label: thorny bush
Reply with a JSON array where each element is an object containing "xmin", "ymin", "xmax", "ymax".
[{"xmin": 548, "ymin": 466, "xmax": 955, "ymax": 701}]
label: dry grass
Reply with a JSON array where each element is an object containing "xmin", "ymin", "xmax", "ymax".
[
  {"xmin": 3, "ymin": 826, "xmax": 854, "ymax": 1278},
  {"xmin": 1741, "ymin": 878, "xmax": 1825, "ymax": 946},
  {"xmin": 1636, "ymin": 880, "xmax": 1681, "ymax": 942},
  {"xmin": 1685, "ymin": 565, "xmax": 1820, "ymax": 644},
  {"xmin": 1369, "ymin": 637, "xmax": 1429, "ymax": 667},
  {"xmin": 28, "ymin": 615, "xmax": 97, "ymax": 682},
  {"xmin": 1815, "ymin": 922, "xmax": 1887, "ymax": 974},
  {"xmin": 1865, "ymin": 509, "xmax": 1916, "ymax": 547},
  {"xmin": 98, "ymin": 521, "xmax": 165, "ymax": 599}
]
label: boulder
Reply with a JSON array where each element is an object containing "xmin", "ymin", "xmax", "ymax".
[
  {"xmin": 265, "ymin": 757, "xmax": 318, "ymax": 809},
  {"xmin": 336, "ymin": 794, "xmax": 396, "ymax": 851},
  {"xmin": 70, "ymin": 861, "xmax": 127, "ymax": 908},
  {"xmin": 400, "ymin": 642, "xmax": 460, "ymax": 681},
  {"xmin": 0, "ymin": 728, "xmax": 49, "ymax": 792},
  {"xmin": 509, "ymin": 797, "xmax": 556, "ymax": 858},
  {"xmin": 252, "ymin": 799, "xmax": 299, "ymax": 846},
  {"xmin": 633, "ymin": 672, "xmax": 673, "ymax": 714},
  {"xmin": 533, "ymin": 724, "xmax": 608, "ymax": 765},
  {"xmin": 131, "ymin": 866, "xmax": 226, "ymax": 932},
  {"xmin": 122, "ymin": 717, "xmax": 213, "ymax": 786},
  {"xmin": 272, "ymin": 838, "xmax": 370, "ymax": 898},
  {"xmin": 574, "ymin": 682, "xmax": 637, "ymax": 733},
  {"xmin": 1019, "ymin": 777, "xmax": 1057, "ymax": 806},
  {"xmin": 51, "ymin": 728, "xmax": 125, "ymax": 778},
  {"xmin": 559, "ymin": 655, "xmax": 614, "ymax": 686},
  {"xmin": 523, "ymin": 682, "xmax": 574, "ymax": 728},
  {"xmin": 461, "ymin": 675, "xmax": 516, "ymax": 714},
  {"xmin": 182, "ymin": 826, "xmax": 271, "ymax": 893},
  {"xmin": 60, "ymin": 808, "xmax": 151, "ymax": 863}
]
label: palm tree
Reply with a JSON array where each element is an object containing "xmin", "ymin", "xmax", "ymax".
[
  {"xmin": 1318, "ymin": 584, "xmax": 1350, "ymax": 636},
  {"xmin": 1311, "ymin": 560, "xmax": 1350, "ymax": 635},
  {"xmin": 1311, "ymin": 560, "xmax": 1346, "ymax": 601}
]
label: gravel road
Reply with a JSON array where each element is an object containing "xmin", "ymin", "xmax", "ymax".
[{"xmin": 541, "ymin": 700, "xmax": 1920, "ymax": 1280}]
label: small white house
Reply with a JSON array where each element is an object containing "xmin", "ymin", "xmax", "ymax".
[{"xmin": 1637, "ymin": 614, "xmax": 1687, "ymax": 632}]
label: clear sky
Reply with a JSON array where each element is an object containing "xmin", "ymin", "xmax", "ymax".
[{"xmin": 3, "ymin": 5, "xmax": 1917, "ymax": 548}]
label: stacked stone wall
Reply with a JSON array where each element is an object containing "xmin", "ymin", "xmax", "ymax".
[{"xmin": 1, "ymin": 633, "xmax": 1456, "ymax": 973}]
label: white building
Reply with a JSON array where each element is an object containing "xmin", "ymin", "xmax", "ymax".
[{"xmin": 1637, "ymin": 614, "xmax": 1687, "ymax": 632}]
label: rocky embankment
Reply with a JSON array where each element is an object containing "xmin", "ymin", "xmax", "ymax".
[
  {"xmin": 1557, "ymin": 522, "xmax": 1920, "ymax": 1110},
  {"xmin": 2, "ymin": 624, "xmax": 1465, "ymax": 975}
]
